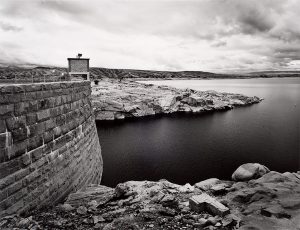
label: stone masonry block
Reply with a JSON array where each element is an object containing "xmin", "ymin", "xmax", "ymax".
[
  {"xmin": 28, "ymin": 122, "xmax": 45, "ymax": 137},
  {"xmin": 27, "ymin": 100, "xmax": 38, "ymax": 112},
  {"xmin": 6, "ymin": 116, "xmax": 26, "ymax": 131},
  {"xmin": 14, "ymin": 102, "xmax": 29, "ymax": 116},
  {"xmin": 38, "ymin": 99, "xmax": 50, "ymax": 110},
  {"xmin": 23, "ymin": 84, "xmax": 42, "ymax": 92},
  {"xmin": 37, "ymin": 109, "xmax": 51, "ymax": 122},
  {"xmin": 0, "ymin": 104, "xmax": 14, "ymax": 117},
  {"xmin": 60, "ymin": 83, "xmax": 68, "ymax": 89},
  {"xmin": 58, "ymin": 145, "xmax": 68, "ymax": 156},
  {"xmin": 41, "ymin": 90, "xmax": 54, "ymax": 98},
  {"xmin": 65, "ymin": 130, "xmax": 76, "ymax": 143},
  {"xmin": 0, "ymin": 120, "xmax": 6, "ymax": 133},
  {"xmin": 0, "ymin": 95, "xmax": 10, "ymax": 104},
  {"xmin": 43, "ymin": 141, "xmax": 53, "ymax": 155},
  {"xmin": 47, "ymin": 97, "xmax": 56, "ymax": 108},
  {"xmin": 33, "ymin": 156, "xmax": 47, "ymax": 170},
  {"xmin": 53, "ymin": 127, "xmax": 62, "ymax": 138},
  {"xmin": 53, "ymin": 89, "xmax": 63, "ymax": 96},
  {"xmin": 67, "ymin": 121, "xmax": 77, "ymax": 132},
  {"xmin": 11, "ymin": 140, "xmax": 27, "ymax": 159},
  {"xmin": 7, "ymin": 94, "xmax": 24, "ymax": 104},
  {"xmin": 5, "ymin": 199, "xmax": 24, "ymax": 215},
  {"xmin": 36, "ymin": 91, "xmax": 45, "ymax": 100},
  {"xmin": 50, "ymin": 106, "xmax": 62, "ymax": 117},
  {"xmin": 41, "ymin": 84, "xmax": 53, "ymax": 91},
  {"xmin": 44, "ymin": 130, "xmax": 54, "ymax": 144},
  {"xmin": 0, "ymin": 133, "xmax": 7, "ymax": 149},
  {"xmin": 29, "ymin": 146, "xmax": 44, "ymax": 162},
  {"xmin": 26, "ymin": 113, "xmax": 37, "ymax": 125},
  {"xmin": 0, "ymin": 173, "xmax": 15, "ymax": 190},
  {"xmin": 66, "ymin": 95, "xmax": 72, "ymax": 103},
  {"xmin": 24, "ymin": 92, "xmax": 37, "ymax": 101},
  {"xmin": 0, "ymin": 85, "xmax": 13, "ymax": 94},
  {"xmin": 21, "ymin": 153, "xmax": 31, "ymax": 166},
  {"xmin": 0, "ymin": 189, "xmax": 8, "ymax": 203},
  {"xmin": 47, "ymin": 150, "xmax": 59, "ymax": 162},
  {"xmin": 11, "ymin": 127, "xmax": 28, "ymax": 143},
  {"xmin": 45, "ymin": 119, "xmax": 55, "ymax": 131},
  {"xmin": 54, "ymin": 96, "xmax": 62, "ymax": 107},
  {"xmin": 0, "ymin": 148, "xmax": 9, "ymax": 163},
  {"xmin": 27, "ymin": 136, "xmax": 43, "ymax": 151},
  {"xmin": 62, "ymin": 104, "xmax": 71, "ymax": 114},
  {"xmin": 0, "ymin": 158, "xmax": 21, "ymax": 179},
  {"xmin": 61, "ymin": 124, "xmax": 70, "ymax": 135},
  {"xmin": 7, "ymin": 180, "xmax": 23, "ymax": 197},
  {"xmin": 61, "ymin": 95, "xmax": 68, "ymax": 104},
  {"xmin": 15, "ymin": 167, "xmax": 30, "ymax": 182},
  {"xmin": 53, "ymin": 135, "xmax": 67, "ymax": 151},
  {"xmin": 12, "ymin": 86, "xmax": 25, "ymax": 94},
  {"xmin": 56, "ymin": 115, "xmax": 66, "ymax": 126}
]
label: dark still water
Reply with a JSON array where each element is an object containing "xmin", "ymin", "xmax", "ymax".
[{"xmin": 97, "ymin": 78, "xmax": 300, "ymax": 187}]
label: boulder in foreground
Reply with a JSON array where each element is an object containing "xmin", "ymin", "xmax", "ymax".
[{"xmin": 232, "ymin": 163, "xmax": 270, "ymax": 181}]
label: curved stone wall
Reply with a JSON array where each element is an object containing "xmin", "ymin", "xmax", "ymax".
[{"xmin": 0, "ymin": 81, "xmax": 103, "ymax": 217}]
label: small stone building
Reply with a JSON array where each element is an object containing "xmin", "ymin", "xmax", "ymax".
[{"xmin": 68, "ymin": 55, "xmax": 90, "ymax": 80}]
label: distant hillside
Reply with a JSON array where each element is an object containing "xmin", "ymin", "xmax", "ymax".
[
  {"xmin": 0, "ymin": 66, "xmax": 67, "ymax": 82},
  {"xmin": 89, "ymin": 67, "xmax": 229, "ymax": 79},
  {"xmin": 0, "ymin": 66, "xmax": 228, "ymax": 81},
  {"xmin": 0, "ymin": 65, "xmax": 299, "ymax": 82},
  {"xmin": 247, "ymin": 70, "xmax": 300, "ymax": 76}
]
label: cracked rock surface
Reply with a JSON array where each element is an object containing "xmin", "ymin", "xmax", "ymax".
[{"xmin": 91, "ymin": 79, "xmax": 262, "ymax": 121}]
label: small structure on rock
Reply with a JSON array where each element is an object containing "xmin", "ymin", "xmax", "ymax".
[{"xmin": 68, "ymin": 53, "xmax": 90, "ymax": 80}]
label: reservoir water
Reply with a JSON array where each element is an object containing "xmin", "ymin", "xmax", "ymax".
[{"xmin": 97, "ymin": 78, "xmax": 300, "ymax": 187}]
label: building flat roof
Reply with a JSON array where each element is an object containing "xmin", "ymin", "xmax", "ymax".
[{"xmin": 67, "ymin": 58, "xmax": 90, "ymax": 60}]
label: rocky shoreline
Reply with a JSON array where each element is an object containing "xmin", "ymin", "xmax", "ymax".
[
  {"xmin": 91, "ymin": 79, "xmax": 262, "ymax": 121},
  {"xmin": 1, "ymin": 163, "xmax": 299, "ymax": 230}
]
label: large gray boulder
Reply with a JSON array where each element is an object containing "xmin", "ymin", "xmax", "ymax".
[{"xmin": 232, "ymin": 163, "xmax": 270, "ymax": 181}]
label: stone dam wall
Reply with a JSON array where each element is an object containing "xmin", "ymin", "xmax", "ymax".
[{"xmin": 0, "ymin": 81, "xmax": 103, "ymax": 217}]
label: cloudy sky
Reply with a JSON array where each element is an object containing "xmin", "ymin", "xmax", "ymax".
[{"xmin": 1, "ymin": 0, "xmax": 300, "ymax": 73}]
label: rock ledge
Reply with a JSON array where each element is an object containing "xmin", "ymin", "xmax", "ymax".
[{"xmin": 92, "ymin": 79, "xmax": 262, "ymax": 121}]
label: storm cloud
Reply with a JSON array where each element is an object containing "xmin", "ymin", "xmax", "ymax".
[{"xmin": 0, "ymin": 0, "xmax": 299, "ymax": 72}]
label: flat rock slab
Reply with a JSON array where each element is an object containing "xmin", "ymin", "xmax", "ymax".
[
  {"xmin": 189, "ymin": 193, "xmax": 230, "ymax": 216},
  {"xmin": 65, "ymin": 184, "xmax": 114, "ymax": 207}
]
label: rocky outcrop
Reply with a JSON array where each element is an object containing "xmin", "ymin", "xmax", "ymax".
[
  {"xmin": 92, "ymin": 79, "xmax": 262, "ymax": 121},
  {"xmin": 1, "ymin": 164, "xmax": 299, "ymax": 230}
]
